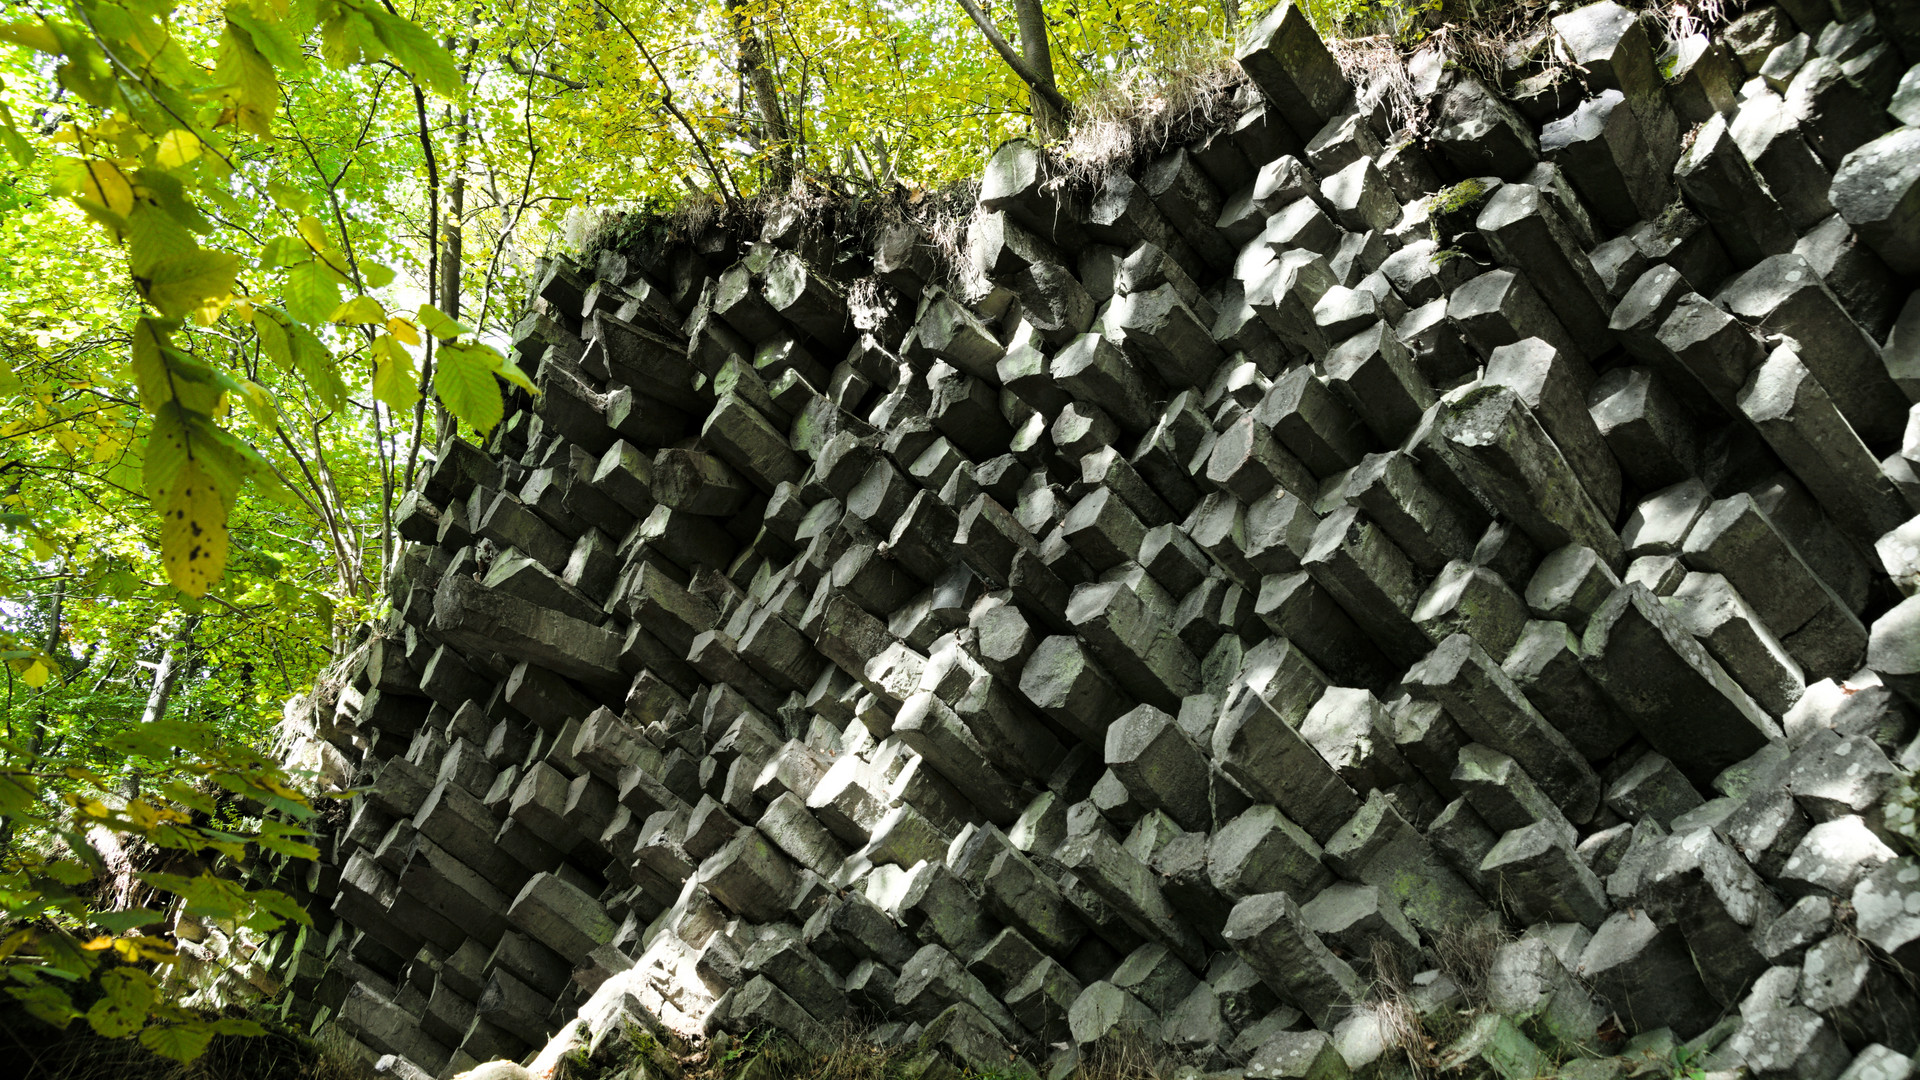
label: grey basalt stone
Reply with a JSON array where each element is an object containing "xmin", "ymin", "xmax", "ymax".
[
  {"xmin": 1831, "ymin": 127, "xmax": 1920, "ymax": 275},
  {"xmin": 1582, "ymin": 583, "xmax": 1780, "ymax": 785}
]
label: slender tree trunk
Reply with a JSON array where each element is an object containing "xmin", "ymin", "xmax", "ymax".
[
  {"xmin": 1012, "ymin": 0, "xmax": 1064, "ymax": 141},
  {"xmin": 125, "ymin": 614, "xmax": 199, "ymax": 799},
  {"xmin": 442, "ymin": 115, "xmax": 468, "ymax": 321},
  {"xmin": 726, "ymin": 0, "xmax": 794, "ymax": 188},
  {"xmin": 955, "ymin": 0, "xmax": 1071, "ymax": 136},
  {"xmin": 408, "ymin": 81, "xmax": 445, "ymax": 473},
  {"xmin": 1222, "ymin": 0, "xmax": 1239, "ymax": 32}
]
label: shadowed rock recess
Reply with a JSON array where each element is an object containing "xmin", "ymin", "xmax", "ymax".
[{"xmin": 277, "ymin": 2, "xmax": 1920, "ymax": 1077}]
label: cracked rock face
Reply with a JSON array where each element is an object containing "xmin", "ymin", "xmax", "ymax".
[{"xmin": 279, "ymin": 4, "xmax": 1920, "ymax": 1078}]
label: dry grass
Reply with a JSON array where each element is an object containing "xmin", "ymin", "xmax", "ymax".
[
  {"xmin": 1054, "ymin": 46, "xmax": 1249, "ymax": 191},
  {"xmin": 916, "ymin": 181, "xmax": 985, "ymax": 291},
  {"xmin": 1368, "ymin": 939, "xmax": 1433, "ymax": 1077},
  {"xmin": 1430, "ymin": 918, "xmax": 1512, "ymax": 1010},
  {"xmin": 1653, "ymin": 0, "xmax": 1740, "ymax": 42},
  {"xmin": 679, "ymin": 1024, "xmax": 921, "ymax": 1080},
  {"xmin": 1074, "ymin": 1026, "xmax": 1179, "ymax": 1080},
  {"xmin": 1366, "ymin": 920, "xmax": 1520, "ymax": 1079}
]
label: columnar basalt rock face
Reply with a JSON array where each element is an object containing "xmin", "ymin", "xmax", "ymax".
[{"xmin": 279, "ymin": 4, "xmax": 1920, "ymax": 1078}]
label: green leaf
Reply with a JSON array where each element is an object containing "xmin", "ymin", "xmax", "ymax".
[
  {"xmin": 235, "ymin": 379, "xmax": 277, "ymax": 429},
  {"xmin": 252, "ymin": 818, "xmax": 318, "ymax": 860},
  {"xmin": 259, "ymin": 236, "xmax": 308, "ymax": 269},
  {"xmin": 142, "ymin": 405, "xmax": 191, "ymax": 504},
  {"xmin": 130, "ymin": 316, "xmax": 180, "ymax": 410},
  {"xmin": 86, "ymin": 968, "xmax": 153, "ymax": 1038},
  {"xmin": 156, "ymin": 456, "xmax": 229, "ymax": 596},
  {"xmin": 0, "ymin": 772, "xmax": 39, "ymax": 818},
  {"xmin": 7, "ymin": 984, "xmax": 77, "ymax": 1028},
  {"xmin": 210, "ymin": 1017, "xmax": 266, "ymax": 1037},
  {"xmin": 253, "ymin": 306, "xmax": 293, "ymax": 370},
  {"xmin": 126, "ymin": 204, "xmax": 198, "ymax": 279},
  {"xmin": 0, "ymin": 101, "xmax": 36, "ymax": 168},
  {"xmin": 218, "ymin": 22, "xmax": 278, "ymax": 137},
  {"xmin": 287, "ymin": 319, "xmax": 348, "ymax": 410},
  {"xmin": 364, "ymin": 6, "xmax": 461, "ymax": 96},
  {"xmin": 242, "ymin": 886, "xmax": 310, "ymax": 930},
  {"xmin": 224, "ymin": 6, "xmax": 304, "ymax": 70},
  {"xmin": 283, "ymin": 260, "xmax": 342, "ymax": 326},
  {"xmin": 109, "ymin": 717, "xmax": 213, "ymax": 759},
  {"xmin": 434, "ymin": 342, "xmax": 504, "ymax": 433},
  {"xmin": 371, "ymin": 334, "xmax": 418, "ymax": 411},
  {"xmin": 91, "ymin": 908, "xmax": 164, "ymax": 933},
  {"xmin": 42, "ymin": 859, "xmax": 92, "ymax": 885},
  {"xmin": 497, "ymin": 355, "xmax": 537, "ymax": 395},
  {"xmin": 416, "ymin": 302, "xmax": 469, "ymax": 342},
  {"xmin": 139, "ymin": 1019, "xmax": 215, "ymax": 1063},
  {"xmin": 329, "ymin": 295, "xmax": 384, "ymax": 324},
  {"xmin": 140, "ymin": 248, "xmax": 238, "ymax": 323},
  {"xmin": 265, "ymin": 177, "xmax": 311, "ymax": 214},
  {"xmin": 317, "ymin": 6, "xmax": 380, "ymax": 68}
]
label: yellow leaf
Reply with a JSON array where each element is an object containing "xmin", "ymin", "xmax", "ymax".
[
  {"xmin": 157, "ymin": 457, "xmax": 229, "ymax": 596},
  {"xmin": 329, "ymin": 295, "xmax": 384, "ymax": 323},
  {"xmin": 385, "ymin": 316, "xmax": 419, "ymax": 345},
  {"xmin": 21, "ymin": 660, "xmax": 49, "ymax": 687},
  {"xmin": 0, "ymin": 22, "xmax": 60, "ymax": 53},
  {"xmin": 371, "ymin": 334, "xmax": 418, "ymax": 411},
  {"xmin": 154, "ymin": 130, "xmax": 201, "ymax": 168},
  {"xmin": 57, "ymin": 157, "xmax": 135, "ymax": 218},
  {"xmin": 295, "ymin": 215, "xmax": 331, "ymax": 253},
  {"xmin": 236, "ymin": 380, "xmax": 276, "ymax": 428},
  {"xmin": 81, "ymin": 936, "xmax": 114, "ymax": 951}
]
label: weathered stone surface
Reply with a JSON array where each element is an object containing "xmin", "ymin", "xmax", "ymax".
[
  {"xmin": 1404, "ymin": 634, "xmax": 1599, "ymax": 822},
  {"xmin": 506, "ymin": 872, "xmax": 616, "ymax": 961},
  {"xmin": 1438, "ymin": 384, "xmax": 1622, "ymax": 568},
  {"xmin": 1582, "ymin": 583, "xmax": 1780, "ymax": 785},
  {"xmin": 1830, "ymin": 127, "xmax": 1920, "ymax": 274},
  {"xmin": 1221, "ymin": 891, "xmax": 1364, "ymax": 1030},
  {"xmin": 1212, "ymin": 681, "xmax": 1358, "ymax": 843}
]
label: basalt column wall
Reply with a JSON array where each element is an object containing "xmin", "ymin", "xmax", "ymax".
[{"xmin": 283, "ymin": 3, "xmax": 1920, "ymax": 1077}]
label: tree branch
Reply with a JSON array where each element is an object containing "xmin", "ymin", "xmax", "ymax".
[
  {"xmin": 502, "ymin": 51, "xmax": 587, "ymax": 91},
  {"xmin": 953, "ymin": 0, "xmax": 1072, "ymax": 119},
  {"xmin": 590, "ymin": 0, "xmax": 741, "ymax": 207}
]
